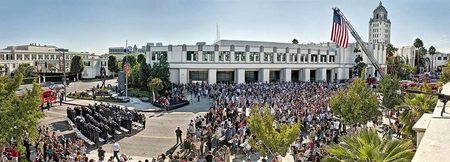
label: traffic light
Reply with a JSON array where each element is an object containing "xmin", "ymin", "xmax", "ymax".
[{"xmin": 35, "ymin": 61, "xmax": 38, "ymax": 66}]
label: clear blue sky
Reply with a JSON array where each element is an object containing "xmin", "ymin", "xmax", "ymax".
[{"xmin": 0, "ymin": 0, "xmax": 449, "ymax": 54}]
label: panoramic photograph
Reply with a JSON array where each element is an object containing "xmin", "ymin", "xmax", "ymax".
[{"xmin": 1, "ymin": 0, "xmax": 449, "ymax": 161}]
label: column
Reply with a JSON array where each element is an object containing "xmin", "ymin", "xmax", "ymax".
[
  {"xmin": 198, "ymin": 51, "xmax": 203, "ymax": 62},
  {"xmin": 281, "ymin": 68, "xmax": 292, "ymax": 82},
  {"xmin": 259, "ymin": 68, "xmax": 269, "ymax": 83},
  {"xmin": 181, "ymin": 51, "xmax": 187, "ymax": 62},
  {"xmin": 214, "ymin": 51, "xmax": 219, "ymax": 63},
  {"xmin": 236, "ymin": 69, "xmax": 245, "ymax": 84},
  {"xmin": 230, "ymin": 52, "xmax": 235, "ymax": 62},
  {"xmin": 179, "ymin": 69, "xmax": 188, "ymax": 84},
  {"xmin": 208, "ymin": 69, "xmax": 217, "ymax": 84},
  {"xmin": 300, "ymin": 68, "xmax": 310, "ymax": 82},
  {"xmin": 245, "ymin": 52, "xmax": 250, "ymax": 63},
  {"xmin": 336, "ymin": 68, "xmax": 348, "ymax": 81},
  {"xmin": 317, "ymin": 68, "xmax": 327, "ymax": 82}
]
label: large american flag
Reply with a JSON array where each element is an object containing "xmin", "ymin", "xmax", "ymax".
[{"xmin": 331, "ymin": 10, "xmax": 349, "ymax": 48}]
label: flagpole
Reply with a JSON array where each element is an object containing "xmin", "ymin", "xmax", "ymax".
[{"xmin": 125, "ymin": 40, "xmax": 128, "ymax": 98}]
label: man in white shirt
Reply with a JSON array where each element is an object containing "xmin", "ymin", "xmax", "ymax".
[{"xmin": 112, "ymin": 141, "xmax": 120, "ymax": 162}]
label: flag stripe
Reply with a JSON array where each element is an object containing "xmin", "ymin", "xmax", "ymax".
[{"xmin": 331, "ymin": 10, "xmax": 349, "ymax": 48}]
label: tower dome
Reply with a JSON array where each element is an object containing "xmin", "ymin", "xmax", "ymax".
[{"xmin": 373, "ymin": 1, "xmax": 388, "ymax": 19}]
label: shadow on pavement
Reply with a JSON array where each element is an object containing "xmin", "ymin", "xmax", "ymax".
[
  {"xmin": 49, "ymin": 120, "xmax": 72, "ymax": 132},
  {"xmin": 165, "ymin": 143, "xmax": 180, "ymax": 155}
]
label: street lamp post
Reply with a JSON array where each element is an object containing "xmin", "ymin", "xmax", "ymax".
[{"xmin": 56, "ymin": 48, "xmax": 69, "ymax": 101}]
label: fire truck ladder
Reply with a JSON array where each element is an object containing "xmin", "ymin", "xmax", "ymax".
[{"xmin": 333, "ymin": 8, "xmax": 385, "ymax": 77}]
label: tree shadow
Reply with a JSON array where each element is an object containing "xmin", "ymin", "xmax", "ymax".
[{"xmin": 48, "ymin": 120, "xmax": 72, "ymax": 132}]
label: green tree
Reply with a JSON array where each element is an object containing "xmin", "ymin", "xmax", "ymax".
[
  {"xmin": 150, "ymin": 55, "xmax": 171, "ymax": 93},
  {"xmin": 148, "ymin": 77, "xmax": 163, "ymax": 101},
  {"xmin": 354, "ymin": 55, "xmax": 367, "ymax": 77},
  {"xmin": 137, "ymin": 54, "xmax": 146, "ymax": 64},
  {"xmin": 323, "ymin": 128, "xmax": 414, "ymax": 162},
  {"xmin": 18, "ymin": 63, "xmax": 36, "ymax": 77},
  {"xmin": 107, "ymin": 55, "xmax": 119, "ymax": 77},
  {"xmin": 70, "ymin": 55, "xmax": 84, "ymax": 81},
  {"xmin": 416, "ymin": 47, "xmax": 429, "ymax": 73},
  {"xmin": 386, "ymin": 43, "xmax": 398, "ymax": 57},
  {"xmin": 247, "ymin": 106, "xmax": 300, "ymax": 157},
  {"xmin": 413, "ymin": 38, "xmax": 425, "ymax": 73},
  {"xmin": 292, "ymin": 38, "xmax": 299, "ymax": 44},
  {"xmin": 428, "ymin": 46, "xmax": 437, "ymax": 72},
  {"xmin": 378, "ymin": 74, "xmax": 402, "ymax": 124},
  {"xmin": 396, "ymin": 91, "xmax": 437, "ymax": 139},
  {"xmin": 440, "ymin": 61, "xmax": 450, "ymax": 83},
  {"xmin": 0, "ymin": 69, "xmax": 45, "ymax": 159},
  {"xmin": 330, "ymin": 78, "xmax": 380, "ymax": 126},
  {"xmin": 130, "ymin": 64, "xmax": 141, "ymax": 87},
  {"xmin": 138, "ymin": 63, "xmax": 151, "ymax": 90},
  {"xmin": 122, "ymin": 55, "xmax": 137, "ymax": 69}
]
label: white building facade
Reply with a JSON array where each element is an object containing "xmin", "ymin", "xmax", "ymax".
[
  {"xmin": 146, "ymin": 40, "xmax": 387, "ymax": 84},
  {"xmin": 395, "ymin": 45, "xmax": 450, "ymax": 73},
  {"xmin": 0, "ymin": 44, "xmax": 108, "ymax": 79},
  {"xmin": 368, "ymin": 2, "xmax": 391, "ymax": 44}
]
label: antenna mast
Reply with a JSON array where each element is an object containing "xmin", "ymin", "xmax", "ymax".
[{"xmin": 216, "ymin": 23, "xmax": 220, "ymax": 42}]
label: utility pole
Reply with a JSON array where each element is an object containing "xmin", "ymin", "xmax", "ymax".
[
  {"xmin": 57, "ymin": 48, "xmax": 69, "ymax": 101},
  {"xmin": 125, "ymin": 40, "xmax": 128, "ymax": 98}
]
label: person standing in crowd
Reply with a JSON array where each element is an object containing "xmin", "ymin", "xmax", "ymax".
[
  {"xmin": 175, "ymin": 127, "xmax": 183, "ymax": 145},
  {"xmin": 98, "ymin": 147, "xmax": 106, "ymax": 160},
  {"xmin": 112, "ymin": 140, "xmax": 121, "ymax": 162}
]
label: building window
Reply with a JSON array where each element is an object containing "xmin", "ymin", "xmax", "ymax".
[
  {"xmin": 320, "ymin": 55, "xmax": 327, "ymax": 62},
  {"xmin": 32, "ymin": 55, "xmax": 37, "ymax": 60},
  {"xmin": 444, "ymin": 57, "xmax": 448, "ymax": 60},
  {"xmin": 152, "ymin": 51, "xmax": 168, "ymax": 61},
  {"xmin": 50, "ymin": 55, "xmax": 55, "ymax": 60},
  {"xmin": 38, "ymin": 55, "xmax": 43, "ymax": 60},
  {"xmin": 438, "ymin": 57, "xmax": 442, "ymax": 60},
  {"xmin": 187, "ymin": 51, "xmax": 198, "ymax": 61},
  {"xmin": 84, "ymin": 61, "xmax": 91, "ymax": 66},
  {"xmin": 202, "ymin": 51, "xmax": 214, "ymax": 61},
  {"xmin": 235, "ymin": 52, "xmax": 245, "ymax": 62},
  {"xmin": 264, "ymin": 52, "xmax": 273, "ymax": 62},
  {"xmin": 0, "ymin": 54, "xmax": 4, "ymax": 60},
  {"xmin": 311, "ymin": 55, "xmax": 318, "ymax": 62},
  {"xmin": 250, "ymin": 52, "xmax": 260, "ymax": 62},
  {"xmin": 16, "ymin": 54, "xmax": 23, "ymax": 60},
  {"xmin": 219, "ymin": 51, "xmax": 230, "ymax": 61},
  {"xmin": 45, "ymin": 55, "xmax": 49, "ymax": 60},
  {"xmin": 330, "ymin": 55, "xmax": 335, "ymax": 63}
]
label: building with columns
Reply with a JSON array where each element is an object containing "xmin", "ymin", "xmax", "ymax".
[
  {"xmin": 145, "ymin": 40, "xmax": 387, "ymax": 84},
  {"xmin": 368, "ymin": 2, "xmax": 391, "ymax": 44},
  {"xmin": 0, "ymin": 43, "xmax": 109, "ymax": 79}
]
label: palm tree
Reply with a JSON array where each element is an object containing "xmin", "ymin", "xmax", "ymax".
[
  {"xmin": 292, "ymin": 38, "xmax": 299, "ymax": 44},
  {"xmin": 396, "ymin": 91, "xmax": 437, "ymax": 139},
  {"xmin": 428, "ymin": 46, "xmax": 436, "ymax": 72},
  {"xmin": 323, "ymin": 128, "xmax": 414, "ymax": 162},
  {"xmin": 413, "ymin": 38, "xmax": 424, "ymax": 73},
  {"xmin": 148, "ymin": 77, "xmax": 163, "ymax": 102}
]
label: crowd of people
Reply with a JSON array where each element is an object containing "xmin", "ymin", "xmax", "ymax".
[
  {"xmin": 67, "ymin": 103, "xmax": 145, "ymax": 147},
  {"xmin": 152, "ymin": 81, "xmax": 346, "ymax": 161},
  {"xmin": 3, "ymin": 81, "xmax": 371, "ymax": 162}
]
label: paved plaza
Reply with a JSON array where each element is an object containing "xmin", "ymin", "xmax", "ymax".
[{"xmin": 39, "ymin": 83, "xmax": 213, "ymax": 160}]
